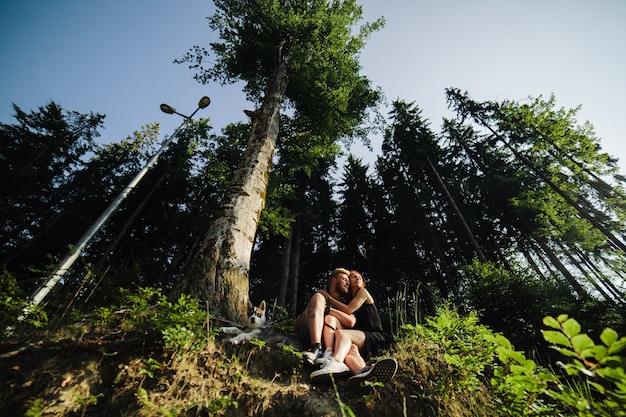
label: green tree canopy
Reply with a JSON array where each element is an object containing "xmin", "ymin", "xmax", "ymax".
[
  {"xmin": 178, "ymin": 0, "xmax": 383, "ymax": 146},
  {"xmin": 173, "ymin": 0, "xmax": 385, "ymax": 321}
]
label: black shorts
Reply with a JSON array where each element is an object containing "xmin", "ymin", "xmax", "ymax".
[{"xmin": 361, "ymin": 331, "xmax": 385, "ymax": 360}]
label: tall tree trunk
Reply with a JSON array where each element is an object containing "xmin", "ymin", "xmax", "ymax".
[
  {"xmin": 536, "ymin": 130, "xmax": 626, "ymax": 211},
  {"xmin": 171, "ymin": 54, "xmax": 290, "ymax": 322},
  {"xmin": 574, "ymin": 247, "xmax": 625, "ymax": 303},
  {"xmin": 505, "ymin": 138, "xmax": 626, "ymax": 254},
  {"xmin": 423, "ymin": 218, "xmax": 456, "ymax": 296},
  {"xmin": 289, "ymin": 216, "xmax": 302, "ymax": 316},
  {"xmin": 474, "ymin": 113, "xmax": 626, "ymax": 255},
  {"xmin": 529, "ymin": 240, "xmax": 564, "ymax": 284},
  {"xmin": 424, "ymin": 154, "xmax": 487, "ymax": 262},
  {"xmin": 534, "ymin": 236, "xmax": 589, "ymax": 299},
  {"xmin": 554, "ymin": 238, "xmax": 613, "ymax": 302},
  {"xmin": 277, "ymin": 231, "xmax": 292, "ymax": 307},
  {"xmin": 519, "ymin": 244, "xmax": 548, "ymax": 281}
]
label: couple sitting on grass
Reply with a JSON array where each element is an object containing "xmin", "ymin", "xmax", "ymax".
[{"xmin": 294, "ymin": 267, "xmax": 398, "ymax": 392}]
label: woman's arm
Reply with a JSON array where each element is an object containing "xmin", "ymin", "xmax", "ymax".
[
  {"xmin": 313, "ymin": 290, "xmax": 356, "ymax": 327},
  {"xmin": 328, "ymin": 288, "xmax": 372, "ymax": 314},
  {"xmin": 328, "ymin": 307, "xmax": 356, "ymax": 328}
]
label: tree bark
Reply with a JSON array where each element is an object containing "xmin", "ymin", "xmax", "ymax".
[
  {"xmin": 424, "ymin": 154, "xmax": 487, "ymax": 262},
  {"xmin": 171, "ymin": 54, "xmax": 290, "ymax": 322},
  {"xmin": 534, "ymin": 235, "xmax": 588, "ymax": 299},
  {"xmin": 474, "ymin": 113, "xmax": 626, "ymax": 255},
  {"xmin": 289, "ymin": 216, "xmax": 302, "ymax": 316},
  {"xmin": 277, "ymin": 232, "xmax": 292, "ymax": 307}
]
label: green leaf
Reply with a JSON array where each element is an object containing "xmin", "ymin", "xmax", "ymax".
[
  {"xmin": 509, "ymin": 350, "xmax": 526, "ymax": 365},
  {"xmin": 510, "ymin": 364, "xmax": 528, "ymax": 375},
  {"xmin": 597, "ymin": 366, "xmax": 626, "ymax": 382},
  {"xmin": 561, "ymin": 318, "xmax": 581, "ymax": 338},
  {"xmin": 588, "ymin": 381, "xmax": 607, "ymax": 395},
  {"xmin": 542, "ymin": 330, "xmax": 571, "ymax": 347},
  {"xmin": 608, "ymin": 337, "xmax": 626, "ymax": 355},
  {"xmin": 523, "ymin": 359, "xmax": 536, "ymax": 372},
  {"xmin": 553, "ymin": 346, "xmax": 579, "ymax": 358},
  {"xmin": 543, "ymin": 316, "xmax": 560, "ymax": 329},
  {"xmin": 556, "ymin": 314, "xmax": 569, "ymax": 323},
  {"xmin": 491, "ymin": 334, "xmax": 513, "ymax": 350},
  {"xmin": 588, "ymin": 345, "xmax": 608, "ymax": 361},
  {"xmin": 571, "ymin": 334, "xmax": 594, "ymax": 355},
  {"xmin": 600, "ymin": 328, "xmax": 618, "ymax": 347}
]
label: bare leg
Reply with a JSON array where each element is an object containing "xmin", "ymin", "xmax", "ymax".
[
  {"xmin": 344, "ymin": 343, "xmax": 367, "ymax": 374},
  {"xmin": 305, "ymin": 293, "xmax": 325, "ymax": 347},
  {"xmin": 323, "ymin": 314, "xmax": 342, "ymax": 351},
  {"xmin": 333, "ymin": 329, "xmax": 365, "ymax": 364}
]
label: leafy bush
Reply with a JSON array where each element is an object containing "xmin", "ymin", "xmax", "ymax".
[
  {"xmin": 486, "ymin": 333, "xmax": 559, "ymax": 416},
  {"xmin": 1, "ymin": 269, "xmax": 48, "ymax": 335},
  {"xmin": 97, "ymin": 286, "xmax": 214, "ymax": 354},
  {"xmin": 543, "ymin": 314, "xmax": 626, "ymax": 416},
  {"xmin": 394, "ymin": 302, "xmax": 625, "ymax": 417},
  {"xmin": 460, "ymin": 260, "xmax": 573, "ymax": 352},
  {"xmin": 401, "ymin": 303, "xmax": 497, "ymax": 394},
  {"xmin": 0, "ymin": 269, "xmax": 23, "ymax": 326},
  {"xmin": 392, "ymin": 302, "xmax": 497, "ymax": 417},
  {"xmin": 489, "ymin": 315, "xmax": 626, "ymax": 416}
]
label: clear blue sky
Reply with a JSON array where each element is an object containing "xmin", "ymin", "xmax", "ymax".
[{"xmin": 1, "ymin": 0, "xmax": 625, "ymax": 174}]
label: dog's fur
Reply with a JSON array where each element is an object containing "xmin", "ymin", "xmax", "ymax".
[{"xmin": 219, "ymin": 300, "xmax": 302, "ymax": 349}]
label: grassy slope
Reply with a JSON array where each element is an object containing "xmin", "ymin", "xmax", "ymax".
[
  {"xmin": 0, "ymin": 310, "xmax": 497, "ymax": 417},
  {"xmin": 4, "ymin": 302, "xmax": 622, "ymax": 416}
]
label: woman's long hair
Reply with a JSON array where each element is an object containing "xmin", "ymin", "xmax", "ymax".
[{"xmin": 349, "ymin": 270, "xmax": 365, "ymax": 299}]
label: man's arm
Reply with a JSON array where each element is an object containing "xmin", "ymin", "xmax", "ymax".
[
  {"xmin": 328, "ymin": 289, "xmax": 370, "ymax": 314},
  {"xmin": 329, "ymin": 307, "xmax": 356, "ymax": 328}
]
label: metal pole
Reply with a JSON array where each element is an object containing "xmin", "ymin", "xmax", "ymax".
[{"xmin": 20, "ymin": 98, "xmax": 209, "ymax": 317}]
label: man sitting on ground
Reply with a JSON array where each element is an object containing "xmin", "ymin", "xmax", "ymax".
[{"xmin": 294, "ymin": 267, "xmax": 355, "ymax": 366}]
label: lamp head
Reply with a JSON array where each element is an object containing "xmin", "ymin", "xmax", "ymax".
[
  {"xmin": 160, "ymin": 103, "xmax": 176, "ymax": 114},
  {"xmin": 198, "ymin": 96, "xmax": 211, "ymax": 109}
]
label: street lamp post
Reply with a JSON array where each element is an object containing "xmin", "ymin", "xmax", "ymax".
[{"xmin": 21, "ymin": 96, "xmax": 210, "ymax": 317}]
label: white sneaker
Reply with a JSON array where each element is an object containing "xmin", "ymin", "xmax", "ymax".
[
  {"xmin": 310, "ymin": 358, "xmax": 350, "ymax": 384},
  {"xmin": 314, "ymin": 349, "xmax": 333, "ymax": 366}
]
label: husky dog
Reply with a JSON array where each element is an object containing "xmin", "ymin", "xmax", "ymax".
[
  {"xmin": 219, "ymin": 300, "xmax": 268, "ymax": 344},
  {"xmin": 219, "ymin": 300, "xmax": 302, "ymax": 349}
]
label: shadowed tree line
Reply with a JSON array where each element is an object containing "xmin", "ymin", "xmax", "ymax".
[
  {"xmin": 3, "ymin": 87, "xmax": 625, "ymax": 355},
  {"xmin": 2, "ymin": 0, "xmax": 625, "ymax": 358}
]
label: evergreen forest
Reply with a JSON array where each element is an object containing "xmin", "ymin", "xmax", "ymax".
[
  {"xmin": 1, "ymin": 1, "xmax": 625, "ymax": 416},
  {"xmin": 3, "ymin": 92, "xmax": 625, "ymax": 348}
]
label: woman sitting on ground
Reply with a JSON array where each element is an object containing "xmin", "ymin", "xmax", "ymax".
[{"xmin": 312, "ymin": 270, "xmax": 395, "ymax": 390}]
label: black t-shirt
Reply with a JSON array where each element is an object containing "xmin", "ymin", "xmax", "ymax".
[{"xmin": 354, "ymin": 302, "xmax": 383, "ymax": 333}]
